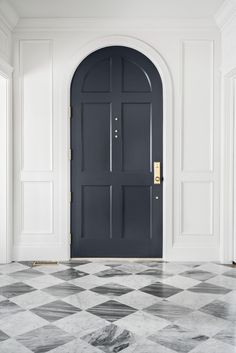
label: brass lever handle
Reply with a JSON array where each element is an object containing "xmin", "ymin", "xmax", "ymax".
[{"xmin": 154, "ymin": 162, "xmax": 161, "ymax": 184}]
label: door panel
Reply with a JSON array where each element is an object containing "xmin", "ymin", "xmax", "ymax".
[{"xmin": 71, "ymin": 46, "xmax": 163, "ymax": 258}]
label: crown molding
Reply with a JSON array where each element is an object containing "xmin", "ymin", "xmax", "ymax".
[
  {"xmin": 0, "ymin": 0, "xmax": 19, "ymax": 30},
  {"xmin": 14, "ymin": 17, "xmax": 218, "ymax": 33},
  {"xmin": 215, "ymin": 0, "xmax": 236, "ymax": 30}
]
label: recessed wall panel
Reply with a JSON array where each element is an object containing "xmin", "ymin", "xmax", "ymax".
[
  {"xmin": 21, "ymin": 182, "xmax": 53, "ymax": 234},
  {"xmin": 182, "ymin": 41, "xmax": 213, "ymax": 172},
  {"xmin": 20, "ymin": 40, "xmax": 53, "ymax": 171}
]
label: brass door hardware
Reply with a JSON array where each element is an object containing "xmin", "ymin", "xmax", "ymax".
[{"xmin": 154, "ymin": 162, "xmax": 161, "ymax": 184}]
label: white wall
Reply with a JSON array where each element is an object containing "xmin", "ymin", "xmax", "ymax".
[{"xmin": 12, "ymin": 18, "xmax": 221, "ymax": 261}]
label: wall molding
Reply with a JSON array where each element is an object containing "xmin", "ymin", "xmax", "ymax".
[
  {"xmin": 215, "ymin": 0, "xmax": 236, "ymax": 30},
  {"xmin": 0, "ymin": 0, "xmax": 18, "ymax": 31}
]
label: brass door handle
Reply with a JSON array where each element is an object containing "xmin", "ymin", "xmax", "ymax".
[{"xmin": 154, "ymin": 162, "xmax": 161, "ymax": 184}]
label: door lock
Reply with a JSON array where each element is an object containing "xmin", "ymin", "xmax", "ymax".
[{"xmin": 154, "ymin": 162, "xmax": 161, "ymax": 185}]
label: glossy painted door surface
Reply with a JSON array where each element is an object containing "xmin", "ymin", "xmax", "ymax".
[{"xmin": 71, "ymin": 46, "xmax": 163, "ymax": 257}]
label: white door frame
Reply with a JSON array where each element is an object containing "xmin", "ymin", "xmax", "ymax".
[
  {"xmin": 220, "ymin": 68, "xmax": 236, "ymax": 263},
  {"xmin": 0, "ymin": 58, "xmax": 13, "ymax": 264},
  {"xmin": 61, "ymin": 35, "xmax": 174, "ymax": 259}
]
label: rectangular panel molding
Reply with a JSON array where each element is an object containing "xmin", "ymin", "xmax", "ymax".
[
  {"xmin": 181, "ymin": 40, "xmax": 214, "ymax": 172},
  {"xmin": 20, "ymin": 40, "xmax": 53, "ymax": 172}
]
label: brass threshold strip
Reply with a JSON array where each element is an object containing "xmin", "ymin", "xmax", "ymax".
[{"xmin": 32, "ymin": 261, "xmax": 59, "ymax": 267}]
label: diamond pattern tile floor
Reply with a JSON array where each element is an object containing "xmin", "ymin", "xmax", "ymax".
[{"xmin": 0, "ymin": 260, "xmax": 235, "ymax": 352}]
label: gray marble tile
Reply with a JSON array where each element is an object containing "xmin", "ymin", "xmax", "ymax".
[
  {"xmin": 91, "ymin": 283, "xmax": 133, "ymax": 297},
  {"xmin": 117, "ymin": 290, "xmax": 161, "ymax": 310},
  {"xmin": 48, "ymin": 337, "xmax": 102, "ymax": 353},
  {"xmin": 188, "ymin": 282, "xmax": 231, "ymax": 295},
  {"xmin": 9, "ymin": 268, "xmax": 44, "ymax": 280},
  {"xmin": 200, "ymin": 299, "xmax": 236, "ymax": 321},
  {"xmin": 214, "ymin": 326, "xmax": 236, "ymax": 347},
  {"xmin": 42, "ymin": 282, "xmax": 84, "ymax": 298},
  {"xmin": 144, "ymin": 300, "xmax": 192, "ymax": 322},
  {"xmin": 62, "ymin": 261, "xmax": 91, "ymax": 267},
  {"xmin": 0, "ymin": 338, "xmax": 33, "ymax": 353},
  {"xmin": 63, "ymin": 290, "xmax": 108, "ymax": 310},
  {"xmin": 51, "ymin": 268, "xmax": 89, "ymax": 281},
  {"xmin": 31, "ymin": 300, "xmax": 81, "ymax": 322},
  {"xmin": 115, "ymin": 264, "xmax": 149, "ymax": 274},
  {"xmin": 121, "ymin": 338, "xmax": 176, "ymax": 353},
  {"xmin": 74, "ymin": 263, "xmax": 110, "ymax": 274},
  {"xmin": 0, "ymin": 263, "xmax": 29, "ymax": 274},
  {"xmin": 17, "ymin": 325, "xmax": 75, "ymax": 353},
  {"xmin": 0, "ymin": 282, "xmax": 36, "ymax": 298},
  {"xmin": 0, "ymin": 299, "xmax": 24, "ymax": 319},
  {"xmin": 140, "ymin": 281, "xmax": 183, "ymax": 298},
  {"xmin": 11, "ymin": 289, "xmax": 55, "ymax": 310},
  {"xmin": 136, "ymin": 269, "xmax": 173, "ymax": 279},
  {"xmin": 0, "ymin": 329, "xmax": 9, "ymax": 342},
  {"xmin": 95, "ymin": 269, "xmax": 131, "ymax": 278},
  {"xmin": 189, "ymin": 338, "xmax": 236, "ymax": 353},
  {"xmin": 223, "ymin": 269, "xmax": 236, "ymax": 279},
  {"xmin": 167, "ymin": 290, "xmax": 221, "ymax": 310},
  {"xmin": 149, "ymin": 324, "xmax": 208, "ymax": 353},
  {"xmin": 87, "ymin": 300, "xmax": 137, "ymax": 322},
  {"xmin": 82, "ymin": 323, "xmax": 136, "ymax": 353},
  {"xmin": 180, "ymin": 269, "xmax": 216, "ymax": 281}
]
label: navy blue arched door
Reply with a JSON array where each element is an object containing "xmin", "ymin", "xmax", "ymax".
[{"xmin": 71, "ymin": 46, "xmax": 163, "ymax": 257}]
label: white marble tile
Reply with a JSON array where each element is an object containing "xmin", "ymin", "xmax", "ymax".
[
  {"xmin": 162, "ymin": 275, "xmax": 200, "ymax": 289},
  {"xmin": 206, "ymin": 275, "xmax": 236, "ymax": 290},
  {"xmin": 190, "ymin": 338, "xmax": 236, "ymax": 353},
  {"xmin": 220, "ymin": 290, "xmax": 236, "ymax": 304},
  {"xmin": 55, "ymin": 310, "xmax": 109, "ymax": 337},
  {"xmin": 0, "ymin": 275, "xmax": 18, "ymax": 287},
  {"xmin": 112, "ymin": 275, "xmax": 154, "ymax": 289},
  {"xmin": 0, "ymin": 310, "xmax": 47, "ymax": 336},
  {"xmin": 23, "ymin": 274, "xmax": 64, "ymax": 289},
  {"xmin": 69, "ymin": 274, "xmax": 110, "ymax": 289},
  {"xmin": 0, "ymin": 338, "xmax": 32, "ymax": 353},
  {"xmin": 33, "ymin": 264, "xmax": 68, "ymax": 274},
  {"xmin": 168, "ymin": 290, "xmax": 222, "ymax": 310},
  {"xmin": 197, "ymin": 263, "xmax": 229, "ymax": 275},
  {"xmin": 176, "ymin": 311, "xmax": 229, "ymax": 336},
  {"xmin": 0, "ymin": 263, "xmax": 29, "ymax": 274},
  {"xmin": 122, "ymin": 338, "xmax": 176, "ymax": 353},
  {"xmin": 115, "ymin": 264, "xmax": 149, "ymax": 274},
  {"xmin": 74, "ymin": 263, "xmax": 110, "ymax": 274},
  {"xmin": 116, "ymin": 311, "xmax": 169, "ymax": 336},
  {"xmin": 63, "ymin": 290, "xmax": 108, "ymax": 310},
  {"xmin": 49, "ymin": 337, "xmax": 102, "ymax": 353},
  {"xmin": 117, "ymin": 290, "xmax": 161, "ymax": 310},
  {"xmin": 156, "ymin": 263, "xmax": 190, "ymax": 275},
  {"xmin": 0, "ymin": 295, "xmax": 6, "ymax": 302},
  {"xmin": 11, "ymin": 289, "xmax": 55, "ymax": 309}
]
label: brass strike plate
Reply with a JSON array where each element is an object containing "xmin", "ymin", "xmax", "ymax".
[{"xmin": 154, "ymin": 162, "xmax": 161, "ymax": 184}]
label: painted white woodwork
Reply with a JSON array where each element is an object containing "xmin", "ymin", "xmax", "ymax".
[{"xmin": 12, "ymin": 17, "xmax": 221, "ymax": 261}]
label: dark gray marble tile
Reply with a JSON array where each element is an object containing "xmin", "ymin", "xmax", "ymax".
[
  {"xmin": 144, "ymin": 300, "xmax": 193, "ymax": 321},
  {"xmin": 0, "ymin": 282, "xmax": 36, "ymax": 298},
  {"xmin": 223, "ymin": 269, "xmax": 236, "ymax": 279},
  {"xmin": 140, "ymin": 282, "xmax": 183, "ymax": 298},
  {"xmin": 91, "ymin": 283, "xmax": 133, "ymax": 297},
  {"xmin": 61, "ymin": 261, "xmax": 91, "ymax": 267},
  {"xmin": 9, "ymin": 269, "xmax": 44, "ymax": 280},
  {"xmin": 31, "ymin": 300, "xmax": 81, "ymax": 322},
  {"xmin": 180, "ymin": 270, "xmax": 216, "ymax": 281},
  {"xmin": 0, "ymin": 299, "xmax": 24, "ymax": 319},
  {"xmin": 18, "ymin": 261, "xmax": 34, "ymax": 268},
  {"xmin": 188, "ymin": 282, "xmax": 231, "ymax": 295},
  {"xmin": 95, "ymin": 269, "xmax": 131, "ymax": 278},
  {"xmin": 200, "ymin": 300, "xmax": 236, "ymax": 321},
  {"xmin": 149, "ymin": 324, "xmax": 208, "ymax": 353},
  {"xmin": 214, "ymin": 326, "xmax": 236, "ymax": 347},
  {"xmin": 51, "ymin": 268, "xmax": 88, "ymax": 281},
  {"xmin": 42, "ymin": 283, "xmax": 84, "ymax": 298},
  {"xmin": 17, "ymin": 325, "xmax": 75, "ymax": 353},
  {"xmin": 87, "ymin": 300, "xmax": 137, "ymax": 322},
  {"xmin": 82, "ymin": 323, "xmax": 136, "ymax": 353},
  {"xmin": 0, "ymin": 329, "xmax": 9, "ymax": 342},
  {"xmin": 136, "ymin": 269, "xmax": 173, "ymax": 279}
]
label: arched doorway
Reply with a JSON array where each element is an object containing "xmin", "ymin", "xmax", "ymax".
[{"xmin": 70, "ymin": 46, "xmax": 163, "ymax": 257}]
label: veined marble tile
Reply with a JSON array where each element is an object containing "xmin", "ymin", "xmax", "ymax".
[
  {"xmin": 11, "ymin": 289, "xmax": 55, "ymax": 310},
  {"xmin": 48, "ymin": 337, "xmax": 102, "ymax": 353},
  {"xmin": 33, "ymin": 264, "xmax": 68, "ymax": 274},
  {"xmin": 180, "ymin": 269, "xmax": 216, "ymax": 281},
  {"xmin": 0, "ymin": 311, "xmax": 47, "ymax": 337},
  {"xmin": 188, "ymin": 282, "xmax": 231, "ymax": 295},
  {"xmin": 144, "ymin": 300, "xmax": 192, "ymax": 322},
  {"xmin": 63, "ymin": 290, "xmax": 108, "ymax": 310},
  {"xmin": 42, "ymin": 282, "xmax": 84, "ymax": 298},
  {"xmin": 62, "ymin": 260, "xmax": 91, "ymax": 267},
  {"xmin": 116, "ymin": 290, "xmax": 161, "ymax": 310},
  {"xmin": 176, "ymin": 311, "xmax": 229, "ymax": 336},
  {"xmin": 0, "ymin": 338, "xmax": 32, "ymax": 353},
  {"xmin": 0, "ymin": 294, "xmax": 6, "ymax": 302},
  {"xmin": 52, "ymin": 268, "xmax": 89, "ymax": 281},
  {"xmin": 200, "ymin": 299, "xmax": 236, "ymax": 321},
  {"xmin": 162, "ymin": 275, "xmax": 200, "ymax": 289},
  {"xmin": 111, "ymin": 274, "xmax": 154, "ymax": 290},
  {"xmin": 223, "ymin": 269, "xmax": 236, "ymax": 279},
  {"xmin": 90, "ymin": 283, "xmax": 133, "ymax": 297},
  {"xmin": 136, "ymin": 269, "xmax": 174, "ymax": 281},
  {"xmin": 95, "ymin": 269, "xmax": 132, "ymax": 278},
  {"xmin": 149, "ymin": 324, "xmax": 208, "ymax": 353},
  {"xmin": 196, "ymin": 263, "xmax": 229, "ymax": 275},
  {"xmin": 31, "ymin": 300, "xmax": 81, "ymax": 322},
  {"xmin": 220, "ymin": 290, "xmax": 236, "ymax": 304},
  {"xmin": 9, "ymin": 268, "xmax": 44, "ymax": 281},
  {"xmin": 140, "ymin": 281, "xmax": 183, "ymax": 298},
  {"xmin": 115, "ymin": 264, "xmax": 149, "ymax": 274},
  {"xmin": 0, "ymin": 263, "xmax": 29, "ymax": 274},
  {"xmin": 0, "ymin": 299, "xmax": 23, "ymax": 319},
  {"xmin": 167, "ymin": 290, "xmax": 222, "ymax": 310},
  {"xmin": 206, "ymin": 275, "xmax": 236, "ymax": 290},
  {"xmin": 17, "ymin": 325, "xmax": 75, "ymax": 353},
  {"xmin": 0, "ymin": 329, "xmax": 9, "ymax": 342},
  {"xmin": 69, "ymin": 274, "xmax": 111, "ymax": 289},
  {"xmin": 154, "ymin": 263, "xmax": 190, "ymax": 275},
  {"xmin": 82, "ymin": 323, "xmax": 136, "ymax": 353},
  {"xmin": 87, "ymin": 299, "xmax": 137, "ymax": 322},
  {"xmin": 214, "ymin": 325, "xmax": 236, "ymax": 347},
  {"xmin": 190, "ymin": 338, "xmax": 236, "ymax": 353},
  {"xmin": 74, "ymin": 263, "xmax": 110, "ymax": 274},
  {"xmin": 0, "ymin": 282, "xmax": 36, "ymax": 299},
  {"xmin": 0, "ymin": 275, "xmax": 19, "ymax": 287},
  {"xmin": 23, "ymin": 274, "xmax": 64, "ymax": 290},
  {"xmin": 122, "ymin": 338, "xmax": 176, "ymax": 353},
  {"xmin": 55, "ymin": 311, "xmax": 109, "ymax": 337},
  {"xmin": 116, "ymin": 311, "xmax": 169, "ymax": 337}
]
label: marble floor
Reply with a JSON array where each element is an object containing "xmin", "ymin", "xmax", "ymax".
[{"xmin": 0, "ymin": 260, "xmax": 235, "ymax": 353}]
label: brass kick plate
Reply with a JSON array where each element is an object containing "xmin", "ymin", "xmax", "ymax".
[{"xmin": 154, "ymin": 162, "xmax": 161, "ymax": 184}]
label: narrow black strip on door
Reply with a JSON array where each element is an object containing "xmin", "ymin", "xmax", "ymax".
[{"xmin": 71, "ymin": 46, "xmax": 163, "ymax": 258}]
